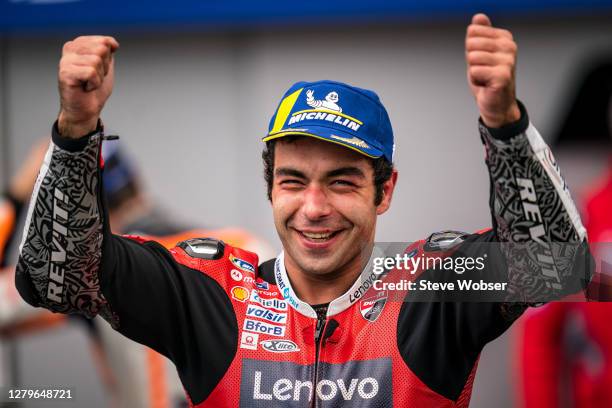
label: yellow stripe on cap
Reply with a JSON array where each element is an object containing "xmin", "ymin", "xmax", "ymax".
[{"xmin": 270, "ymin": 88, "xmax": 303, "ymax": 133}]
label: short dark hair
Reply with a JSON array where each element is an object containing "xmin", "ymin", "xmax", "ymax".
[{"xmin": 262, "ymin": 137, "xmax": 394, "ymax": 205}]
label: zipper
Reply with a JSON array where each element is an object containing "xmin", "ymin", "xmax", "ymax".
[{"xmin": 311, "ymin": 315, "xmax": 327, "ymax": 408}]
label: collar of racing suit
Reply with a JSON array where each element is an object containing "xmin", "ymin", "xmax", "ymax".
[{"xmin": 271, "ymin": 246, "xmax": 386, "ymax": 319}]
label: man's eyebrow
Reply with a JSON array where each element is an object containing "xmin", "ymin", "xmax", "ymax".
[
  {"xmin": 326, "ymin": 167, "xmax": 366, "ymax": 179},
  {"xmin": 275, "ymin": 168, "xmax": 307, "ymax": 179}
]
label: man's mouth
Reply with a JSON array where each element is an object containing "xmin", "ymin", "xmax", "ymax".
[
  {"xmin": 294, "ymin": 229, "xmax": 344, "ymax": 247},
  {"xmin": 300, "ymin": 231, "xmax": 337, "ymax": 241}
]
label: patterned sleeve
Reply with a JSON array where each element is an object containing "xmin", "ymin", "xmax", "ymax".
[
  {"xmin": 480, "ymin": 101, "xmax": 592, "ymax": 304},
  {"xmin": 14, "ymin": 124, "xmax": 118, "ymax": 326}
]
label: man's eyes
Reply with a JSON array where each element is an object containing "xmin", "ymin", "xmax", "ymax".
[
  {"xmin": 277, "ymin": 179, "xmax": 358, "ymax": 187},
  {"xmin": 279, "ymin": 179, "xmax": 304, "ymax": 186},
  {"xmin": 331, "ymin": 180, "xmax": 357, "ymax": 187}
]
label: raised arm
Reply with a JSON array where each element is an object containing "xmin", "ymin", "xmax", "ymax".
[
  {"xmin": 15, "ymin": 35, "xmax": 119, "ymax": 320},
  {"xmin": 14, "ymin": 38, "xmax": 238, "ymax": 367},
  {"xmin": 466, "ymin": 14, "xmax": 590, "ymax": 301}
]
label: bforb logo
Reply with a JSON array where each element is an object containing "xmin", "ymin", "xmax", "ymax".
[
  {"xmin": 243, "ymin": 319, "xmax": 285, "ymax": 337},
  {"xmin": 239, "ymin": 358, "xmax": 391, "ymax": 407}
]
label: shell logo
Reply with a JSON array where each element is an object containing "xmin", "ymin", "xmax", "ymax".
[{"xmin": 231, "ymin": 286, "xmax": 250, "ymax": 302}]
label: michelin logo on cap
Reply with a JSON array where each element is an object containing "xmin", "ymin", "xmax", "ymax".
[
  {"xmin": 287, "ymin": 89, "xmax": 362, "ymax": 132},
  {"xmin": 306, "ymin": 90, "xmax": 342, "ymax": 112}
]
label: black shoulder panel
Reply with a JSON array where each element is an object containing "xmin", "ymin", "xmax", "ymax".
[
  {"xmin": 397, "ymin": 229, "xmax": 519, "ymax": 401},
  {"xmin": 258, "ymin": 258, "xmax": 277, "ymax": 284},
  {"xmin": 178, "ymin": 238, "xmax": 225, "ymax": 260}
]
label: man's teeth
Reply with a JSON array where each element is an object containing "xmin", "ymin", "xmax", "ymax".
[{"xmin": 302, "ymin": 232, "xmax": 333, "ymax": 240}]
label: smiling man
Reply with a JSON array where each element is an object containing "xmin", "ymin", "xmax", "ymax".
[{"xmin": 14, "ymin": 13, "xmax": 591, "ymax": 407}]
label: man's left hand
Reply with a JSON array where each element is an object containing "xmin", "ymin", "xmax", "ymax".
[{"xmin": 466, "ymin": 13, "xmax": 521, "ymax": 128}]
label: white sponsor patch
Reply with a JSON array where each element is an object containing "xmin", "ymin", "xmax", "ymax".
[
  {"xmin": 250, "ymin": 291, "xmax": 288, "ymax": 311},
  {"xmin": 231, "ymin": 269, "xmax": 243, "ymax": 281},
  {"xmin": 261, "ymin": 340, "xmax": 300, "ymax": 353},
  {"xmin": 243, "ymin": 319, "xmax": 286, "ymax": 337},
  {"xmin": 240, "ymin": 331, "xmax": 259, "ymax": 350},
  {"xmin": 246, "ymin": 304, "xmax": 287, "ymax": 324}
]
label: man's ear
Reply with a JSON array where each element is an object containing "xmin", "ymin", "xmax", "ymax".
[{"xmin": 376, "ymin": 169, "xmax": 398, "ymax": 215}]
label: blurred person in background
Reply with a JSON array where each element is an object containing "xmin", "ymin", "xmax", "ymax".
[
  {"xmin": 517, "ymin": 60, "xmax": 612, "ymax": 408},
  {"xmin": 0, "ymin": 139, "xmax": 273, "ymax": 407},
  {"xmin": 14, "ymin": 13, "xmax": 593, "ymax": 407},
  {"xmin": 1, "ymin": 140, "xmax": 67, "ymax": 339}
]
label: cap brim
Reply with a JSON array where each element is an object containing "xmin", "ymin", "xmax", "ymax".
[{"xmin": 262, "ymin": 125, "xmax": 383, "ymax": 159}]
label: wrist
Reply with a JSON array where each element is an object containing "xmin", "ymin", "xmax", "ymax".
[
  {"xmin": 58, "ymin": 111, "xmax": 99, "ymax": 139},
  {"xmin": 480, "ymin": 102, "xmax": 521, "ymax": 128}
]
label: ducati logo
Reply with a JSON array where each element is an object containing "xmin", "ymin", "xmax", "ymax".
[{"xmin": 360, "ymin": 291, "xmax": 387, "ymax": 322}]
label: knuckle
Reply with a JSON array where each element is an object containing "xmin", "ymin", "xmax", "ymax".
[
  {"xmin": 466, "ymin": 38, "xmax": 480, "ymax": 50},
  {"xmin": 499, "ymin": 70, "xmax": 511, "ymax": 82},
  {"xmin": 58, "ymin": 67, "xmax": 69, "ymax": 81},
  {"xmin": 85, "ymin": 66, "xmax": 97, "ymax": 79},
  {"xmin": 62, "ymin": 41, "xmax": 73, "ymax": 53},
  {"xmin": 90, "ymin": 54, "xmax": 103, "ymax": 66},
  {"xmin": 73, "ymin": 35, "xmax": 93, "ymax": 44},
  {"xmin": 93, "ymin": 43, "xmax": 109, "ymax": 57}
]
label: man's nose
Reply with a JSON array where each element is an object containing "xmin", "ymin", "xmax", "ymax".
[{"xmin": 301, "ymin": 184, "xmax": 332, "ymax": 220}]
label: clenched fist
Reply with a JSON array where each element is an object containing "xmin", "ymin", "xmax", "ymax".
[
  {"xmin": 466, "ymin": 14, "xmax": 520, "ymax": 128},
  {"xmin": 57, "ymin": 36, "xmax": 119, "ymax": 138}
]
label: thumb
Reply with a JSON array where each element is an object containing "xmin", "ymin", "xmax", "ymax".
[{"xmin": 472, "ymin": 13, "xmax": 492, "ymax": 27}]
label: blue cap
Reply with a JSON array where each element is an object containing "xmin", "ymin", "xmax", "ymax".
[{"xmin": 263, "ymin": 80, "xmax": 394, "ymax": 162}]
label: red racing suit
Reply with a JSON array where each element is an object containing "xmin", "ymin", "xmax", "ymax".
[
  {"xmin": 14, "ymin": 103, "xmax": 592, "ymax": 407},
  {"xmin": 518, "ymin": 160, "xmax": 612, "ymax": 408}
]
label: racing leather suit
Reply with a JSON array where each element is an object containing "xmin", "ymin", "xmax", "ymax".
[{"xmin": 15, "ymin": 103, "xmax": 592, "ymax": 407}]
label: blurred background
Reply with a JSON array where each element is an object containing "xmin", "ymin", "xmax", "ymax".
[{"xmin": 1, "ymin": 0, "xmax": 612, "ymax": 407}]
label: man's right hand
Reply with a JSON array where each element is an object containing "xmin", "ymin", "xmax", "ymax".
[{"xmin": 58, "ymin": 36, "xmax": 119, "ymax": 138}]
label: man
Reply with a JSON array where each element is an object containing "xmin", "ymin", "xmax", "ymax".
[{"xmin": 15, "ymin": 13, "xmax": 591, "ymax": 407}]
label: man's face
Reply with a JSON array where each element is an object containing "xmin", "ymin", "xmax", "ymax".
[{"xmin": 271, "ymin": 137, "xmax": 395, "ymax": 278}]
